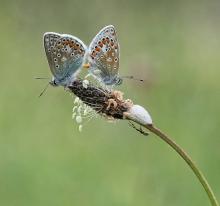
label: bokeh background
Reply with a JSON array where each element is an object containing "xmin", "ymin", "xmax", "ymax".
[{"xmin": 0, "ymin": 0, "xmax": 220, "ymax": 205}]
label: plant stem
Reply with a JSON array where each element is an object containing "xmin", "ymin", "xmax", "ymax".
[
  {"xmin": 144, "ymin": 124, "xmax": 219, "ymax": 206},
  {"xmin": 124, "ymin": 112, "xmax": 218, "ymax": 206}
]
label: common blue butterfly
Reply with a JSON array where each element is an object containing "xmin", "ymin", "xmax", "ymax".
[
  {"xmin": 44, "ymin": 32, "xmax": 87, "ymax": 87},
  {"xmin": 87, "ymin": 25, "xmax": 122, "ymax": 86}
]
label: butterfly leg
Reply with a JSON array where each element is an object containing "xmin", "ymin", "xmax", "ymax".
[{"xmin": 84, "ymin": 73, "xmax": 92, "ymax": 79}]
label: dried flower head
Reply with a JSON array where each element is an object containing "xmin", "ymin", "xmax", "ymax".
[{"xmin": 68, "ymin": 79, "xmax": 152, "ymax": 131}]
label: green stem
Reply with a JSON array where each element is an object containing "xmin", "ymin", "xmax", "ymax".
[
  {"xmin": 144, "ymin": 125, "xmax": 219, "ymax": 206},
  {"xmin": 125, "ymin": 113, "xmax": 219, "ymax": 206}
]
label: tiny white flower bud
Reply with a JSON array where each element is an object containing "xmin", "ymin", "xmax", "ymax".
[
  {"xmin": 76, "ymin": 115, "xmax": 82, "ymax": 124},
  {"xmin": 72, "ymin": 106, "xmax": 77, "ymax": 112},
  {"xmin": 79, "ymin": 125, "xmax": 83, "ymax": 132},
  {"xmin": 74, "ymin": 97, "xmax": 80, "ymax": 104},
  {"xmin": 77, "ymin": 105, "xmax": 82, "ymax": 113},
  {"xmin": 82, "ymin": 79, "xmax": 89, "ymax": 89},
  {"xmin": 128, "ymin": 105, "xmax": 152, "ymax": 125},
  {"xmin": 83, "ymin": 108, "xmax": 88, "ymax": 116},
  {"xmin": 72, "ymin": 112, "xmax": 76, "ymax": 119}
]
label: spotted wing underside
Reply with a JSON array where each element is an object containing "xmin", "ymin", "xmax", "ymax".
[
  {"xmin": 44, "ymin": 32, "xmax": 87, "ymax": 84},
  {"xmin": 88, "ymin": 25, "xmax": 120, "ymax": 84}
]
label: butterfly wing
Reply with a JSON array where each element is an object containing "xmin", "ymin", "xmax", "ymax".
[
  {"xmin": 88, "ymin": 25, "xmax": 120, "ymax": 85},
  {"xmin": 44, "ymin": 32, "xmax": 87, "ymax": 86}
]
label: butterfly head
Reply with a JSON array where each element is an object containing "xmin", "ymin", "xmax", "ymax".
[
  {"xmin": 103, "ymin": 76, "xmax": 123, "ymax": 86},
  {"xmin": 115, "ymin": 77, "xmax": 123, "ymax": 85},
  {"xmin": 49, "ymin": 78, "xmax": 59, "ymax": 87}
]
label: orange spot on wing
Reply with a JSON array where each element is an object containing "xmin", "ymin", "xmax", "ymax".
[
  {"xmin": 98, "ymin": 42, "xmax": 103, "ymax": 48},
  {"xmin": 73, "ymin": 45, "xmax": 79, "ymax": 50},
  {"xmin": 95, "ymin": 47, "xmax": 101, "ymax": 52}
]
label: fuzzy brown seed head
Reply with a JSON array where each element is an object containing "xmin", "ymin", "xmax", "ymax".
[{"xmin": 68, "ymin": 79, "xmax": 133, "ymax": 119}]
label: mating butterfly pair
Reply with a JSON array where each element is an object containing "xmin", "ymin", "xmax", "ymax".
[{"xmin": 44, "ymin": 25, "xmax": 122, "ymax": 88}]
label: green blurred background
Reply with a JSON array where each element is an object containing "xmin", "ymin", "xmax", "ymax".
[{"xmin": 0, "ymin": 0, "xmax": 220, "ymax": 205}]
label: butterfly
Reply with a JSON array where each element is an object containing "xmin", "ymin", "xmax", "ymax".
[
  {"xmin": 87, "ymin": 25, "xmax": 122, "ymax": 86},
  {"xmin": 43, "ymin": 25, "xmax": 121, "ymax": 88},
  {"xmin": 43, "ymin": 32, "xmax": 87, "ymax": 87}
]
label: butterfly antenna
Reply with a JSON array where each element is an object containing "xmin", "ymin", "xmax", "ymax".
[
  {"xmin": 34, "ymin": 77, "xmax": 50, "ymax": 80},
  {"xmin": 121, "ymin": 75, "xmax": 144, "ymax": 82},
  {"xmin": 38, "ymin": 83, "xmax": 50, "ymax": 97}
]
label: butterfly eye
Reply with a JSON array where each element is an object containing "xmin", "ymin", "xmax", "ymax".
[
  {"xmin": 116, "ymin": 78, "xmax": 122, "ymax": 85},
  {"xmin": 55, "ymin": 64, "xmax": 59, "ymax": 68},
  {"xmin": 71, "ymin": 53, "xmax": 74, "ymax": 56}
]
